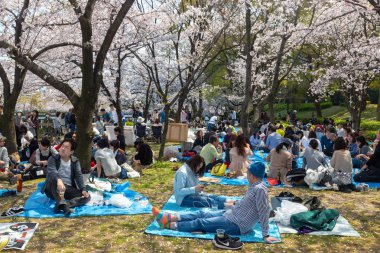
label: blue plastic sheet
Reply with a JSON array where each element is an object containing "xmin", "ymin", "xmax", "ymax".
[
  {"xmin": 0, "ymin": 189, "xmax": 16, "ymax": 197},
  {"xmin": 203, "ymin": 151, "xmax": 380, "ymax": 188},
  {"xmin": 145, "ymin": 195, "xmax": 281, "ymax": 243},
  {"xmin": 16, "ymin": 182, "xmax": 152, "ymax": 218}
]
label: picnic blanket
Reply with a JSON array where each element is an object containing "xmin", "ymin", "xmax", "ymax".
[
  {"xmin": 0, "ymin": 189, "xmax": 16, "ymax": 198},
  {"xmin": 16, "ymin": 182, "xmax": 152, "ymax": 218},
  {"xmin": 0, "ymin": 222, "xmax": 38, "ymax": 250},
  {"xmin": 276, "ymin": 216, "xmax": 360, "ymax": 237},
  {"xmin": 145, "ymin": 195, "xmax": 282, "ymax": 243}
]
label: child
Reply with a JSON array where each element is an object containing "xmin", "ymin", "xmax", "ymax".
[
  {"xmin": 0, "ymin": 136, "xmax": 17, "ymax": 184},
  {"xmin": 152, "ymin": 162, "xmax": 278, "ymax": 248},
  {"xmin": 95, "ymin": 116, "xmax": 104, "ymax": 135}
]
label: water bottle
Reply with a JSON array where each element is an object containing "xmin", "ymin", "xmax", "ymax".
[{"xmin": 17, "ymin": 174, "xmax": 23, "ymax": 193}]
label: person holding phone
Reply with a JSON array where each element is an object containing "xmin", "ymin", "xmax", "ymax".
[{"xmin": 173, "ymin": 155, "xmax": 233, "ymax": 209}]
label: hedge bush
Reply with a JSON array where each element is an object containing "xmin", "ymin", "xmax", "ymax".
[
  {"xmin": 264, "ymin": 102, "xmax": 332, "ymax": 112},
  {"xmin": 360, "ymin": 120, "xmax": 380, "ymax": 131}
]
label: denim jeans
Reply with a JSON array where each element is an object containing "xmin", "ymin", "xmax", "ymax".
[
  {"xmin": 177, "ymin": 210, "xmax": 241, "ymax": 235},
  {"xmin": 181, "ymin": 194, "xmax": 227, "ymax": 209},
  {"xmin": 207, "ymin": 123, "xmax": 215, "ymax": 131},
  {"xmin": 352, "ymin": 158, "xmax": 363, "ymax": 169}
]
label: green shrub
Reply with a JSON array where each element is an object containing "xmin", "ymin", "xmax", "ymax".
[
  {"xmin": 360, "ymin": 120, "xmax": 380, "ymax": 131},
  {"xmin": 364, "ymin": 130, "xmax": 377, "ymax": 140}
]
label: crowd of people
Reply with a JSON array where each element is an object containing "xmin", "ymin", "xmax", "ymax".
[{"xmin": 2, "ymin": 106, "xmax": 380, "ymax": 249}]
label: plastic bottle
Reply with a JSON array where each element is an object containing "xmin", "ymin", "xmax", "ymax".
[{"xmin": 16, "ymin": 174, "xmax": 23, "ymax": 193}]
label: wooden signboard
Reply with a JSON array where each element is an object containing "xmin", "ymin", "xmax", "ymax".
[{"xmin": 166, "ymin": 123, "xmax": 188, "ymax": 142}]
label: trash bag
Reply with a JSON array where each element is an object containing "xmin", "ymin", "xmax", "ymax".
[
  {"xmin": 274, "ymin": 200, "xmax": 308, "ymax": 226},
  {"xmin": 106, "ymin": 194, "xmax": 132, "ymax": 208}
]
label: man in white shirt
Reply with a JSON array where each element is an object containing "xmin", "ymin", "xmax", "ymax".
[
  {"xmin": 231, "ymin": 110, "xmax": 237, "ymax": 126},
  {"xmin": 110, "ymin": 104, "xmax": 118, "ymax": 125},
  {"xmin": 208, "ymin": 115, "xmax": 218, "ymax": 131}
]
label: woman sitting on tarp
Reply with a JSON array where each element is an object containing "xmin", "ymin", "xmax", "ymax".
[
  {"xmin": 266, "ymin": 138, "xmax": 293, "ymax": 187},
  {"xmin": 192, "ymin": 130, "xmax": 205, "ymax": 153},
  {"xmin": 303, "ymin": 139, "xmax": 328, "ymax": 171},
  {"xmin": 93, "ymin": 138, "xmax": 121, "ymax": 178},
  {"xmin": 352, "ymin": 136, "xmax": 371, "ymax": 168},
  {"xmin": 0, "ymin": 135, "xmax": 17, "ymax": 184},
  {"xmin": 229, "ymin": 134, "xmax": 252, "ymax": 177},
  {"xmin": 330, "ymin": 137, "xmax": 356, "ymax": 192},
  {"xmin": 354, "ymin": 136, "xmax": 380, "ymax": 182},
  {"xmin": 110, "ymin": 140, "xmax": 127, "ymax": 165},
  {"xmin": 173, "ymin": 155, "xmax": 234, "ymax": 209}
]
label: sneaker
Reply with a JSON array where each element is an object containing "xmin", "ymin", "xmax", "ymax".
[
  {"xmin": 1, "ymin": 206, "xmax": 24, "ymax": 217},
  {"xmin": 212, "ymin": 233, "xmax": 243, "ymax": 250}
]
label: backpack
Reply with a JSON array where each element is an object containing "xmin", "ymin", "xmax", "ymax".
[{"xmin": 211, "ymin": 163, "xmax": 227, "ymax": 177}]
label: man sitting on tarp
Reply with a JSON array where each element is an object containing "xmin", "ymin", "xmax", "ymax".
[
  {"xmin": 200, "ymin": 135, "xmax": 223, "ymax": 172},
  {"xmin": 151, "ymin": 162, "xmax": 279, "ymax": 248},
  {"xmin": 41, "ymin": 139, "xmax": 90, "ymax": 216}
]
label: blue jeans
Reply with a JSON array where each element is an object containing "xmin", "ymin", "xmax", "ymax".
[
  {"xmin": 207, "ymin": 123, "xmax": 215, "ymax": 131},
  {"xmin": 352, "ymin": 158, "xmax": 363, "ymax": 169},
  {"xmin": 181, "ymin": 194, "xmax": 227, "ymax": 209},
  {"xmin": 177, "ymin": 210, "xmax": 241, "ymax": 235}
]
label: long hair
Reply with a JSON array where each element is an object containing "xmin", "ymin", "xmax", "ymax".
[
  {"xmin": 186, "ymin": 155, "xmax": 206, "ymax": 177},
  {"xmin": 356, "ymin": 135, "xmax": 368, "ymax": 148},
  {"xmin": 227, "ymin": 133, "xmax": 238, "ymax": 149},
  {"xmin": 235, "ymin": 134, "xmax": 248, "ymax": 157},
  {"xmin": 275, "ymin": 142, "xmax": 291, "ymax": 154}
]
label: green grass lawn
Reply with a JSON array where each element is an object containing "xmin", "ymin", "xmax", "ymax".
[{"xmin": 1, "ymin": 143, "xmax": 380, "ymax": 252}]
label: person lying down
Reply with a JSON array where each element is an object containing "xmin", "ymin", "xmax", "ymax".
[{"xmin": 152, "ymin": 161, "xmax": 278, "ymax": 244}]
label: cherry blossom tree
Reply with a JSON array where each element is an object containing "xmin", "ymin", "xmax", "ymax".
[
  {"xmin": 0, "ymin": 0, "xmax": 83, "ymax": 153},
  {"xmin": 1, "ymin": 0, "xmax": 135, "ymax": 169},
  {"xmin": 308, "ymin": 2, "xmax": 380, "ymax": 130}
]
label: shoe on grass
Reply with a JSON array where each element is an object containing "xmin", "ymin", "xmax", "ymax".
[{"xmin": 212, "ymin": 233, "xmax": 243, "ymax": 250}]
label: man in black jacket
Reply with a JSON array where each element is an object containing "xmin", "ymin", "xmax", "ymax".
[
  {"xmin": 134, "ymin": 138, "xmax": 153, "ymax": 166},
  {"xmin": 41, "ymin": 139, "xmax": 90, "ymax": 216}
]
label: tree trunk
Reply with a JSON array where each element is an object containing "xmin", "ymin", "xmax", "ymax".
[
  {"xmin": 74, "ymin": 103, "xmax": 95, "ymax": 172},
  {"xmin": 315, "ymin": 101, "xmax": 322, "ymax": 118},
  {"xmin": 268, "ymin": 96, "xmax": 275, "ymax": 122},
  {"xmin": 0, "ymin": 109, "xmax": 17, "ymax": 153},
  {"xmin": 351, "ymin": 109, "xmax": 361, "ymax": 132},
  {"xmin": 143, "ymin": 81, "xmax": 152, "ymax": 121},
  {"xmin": 176, "ymin": 92, "xmax": 187, "ymax": 123},
  {"xmin": 241, "ymin": 2, "xmax": 253, "ymax": 136},
  {"xmin": 377, "ymin": 84, "xmax": 380, "ymax": 120},
  {"xmin": 197, "ymin": 89, "xmax": 203, "ymax": 117},
  {"xmin": 158, "ymin": 104, "xmax": 170, "ymax": 160},
  {"xmin": 115, "ymin": 102, "xmax": 123, "ymax": 128}
]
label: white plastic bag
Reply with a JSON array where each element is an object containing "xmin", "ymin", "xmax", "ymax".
[
  {"xmin": 86, "ymin": 191, "xmax": 104, "ymax": 206},
  {"xmin": 106, "ymin": 194, "xmax": 132, "ymax": 208},
  {"xmin": 274, "ymin": 200, "xmax": 308, "ymax": 226},
  {"xmin": 127, "ymin": 171, "xmax": 140, "ymax": 178},
  {"xmin": 87, "ymin": 177, "xmax": 112, "ymax": 192}
]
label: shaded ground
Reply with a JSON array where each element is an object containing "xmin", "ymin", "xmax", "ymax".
[{"xmin": 1, "ymin": 143, "xmax": 380, "ymax": 252}]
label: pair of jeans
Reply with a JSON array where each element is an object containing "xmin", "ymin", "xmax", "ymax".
[
  {"xmin": 177, "ymin": 210, "xmax": 241, "ymax": 235},
  {"xmin": 181, "ymin": 194, "xmax": 227, "ymax": 209},
  {"xmin": 205, "ymin": 159, "xmax": 223, "ymax": 172},
  {"xmin": 207, "ymin": 123, "xmax": 215, "ymax": 132},
  {"xmin": 44, "ymin": 178, "xmax": 90, "ymax": 207},
  {"xmin": 352, "ymin": 158, "xmax": 363, "ymax": 169}
]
